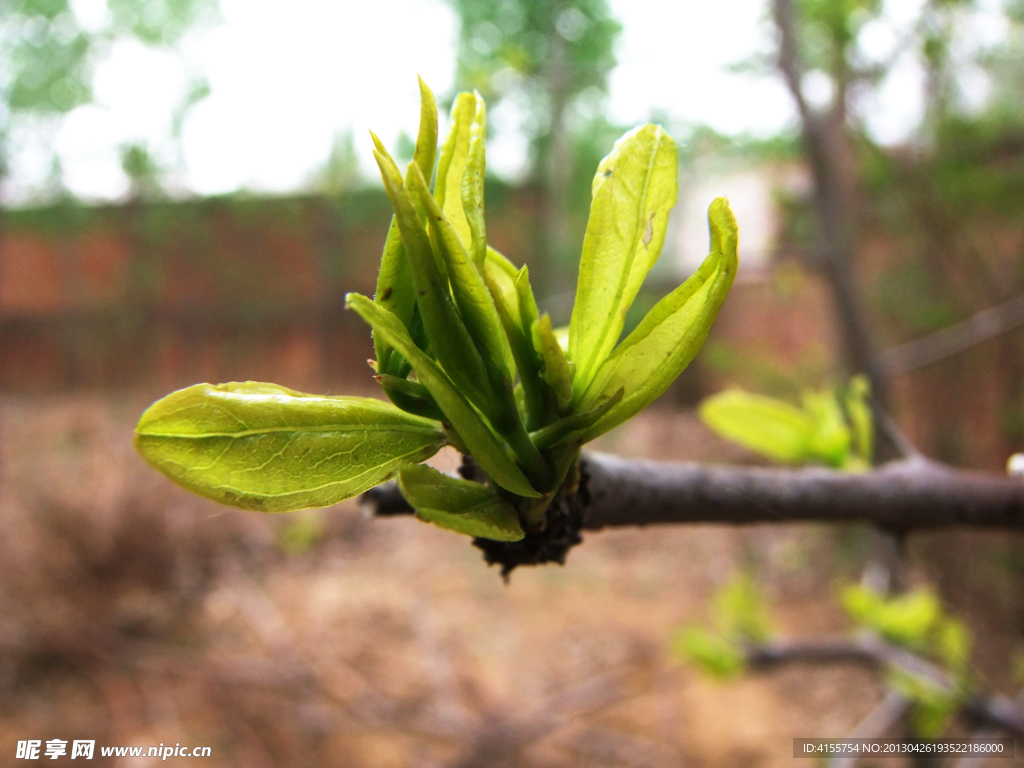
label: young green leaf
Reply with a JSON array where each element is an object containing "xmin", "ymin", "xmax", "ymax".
[
  {"xmin": 397, "ymin": 463, "xmax": 524, "ymax": 542},
  {"xmin": 434, "ymin": 92, "xmax": 477, "ymax": 250},
  {"xmin": 576, "ymin": 198, "xmax": 738, "ymax": 440},
  {"xmin": 461, "ymin": 94, "xmax": 487, "ymax": 269},
  {"xmin": 699, "ymin": 389, "xmax": 818, "ymax": 464},
  {"xmin": 372, "ymin": 80, "xmax": 438, "ymax": 377},
  {"xmin": 845, "ymin": 374, "xmax": 874, "ymax": 464},
  {"xmin": 134, "ymin": 382, "xmax": 446, "ymax": 513},
  {"xmin": 376, "ymin": 373, "xmax": 446, "ymax": 422},
  {"xmin": 802, "ymin": 390, "xmax": 852, "ymax": 468},
  {"xmin": 672, "ymin": 626, "xmax": 746, "ymax": 680},
  {"xmin": 528, "ymin": 388, "xmax": 623, "ymax": 450},
  {"xmin": 346, "ymin": 292, "xmax": 540, "ymax": 498},
  {"xmin": 531, "ymin": 313, "xmax": 575, "ymax": 410},
  {"xmin": 372, "ymin": 147, "xmax": 492, "ymax": 408},
  {"xmin": 372, "ymin": 224, "xmax": 414, "ymax": 377},
  {"xmin": 714, "ymin": 574, "xmax": 772, "ymax": 643},
  {"xmin": 405, "ymin": 161, "xmax": 511, "ymax": 404},
  {"xmin": 569, "ymin": 124, "xmax": 679, "ymax": 396},
  {"xmin": 412, "ymin": 75, "xmax": 438, "ymax": 184}
]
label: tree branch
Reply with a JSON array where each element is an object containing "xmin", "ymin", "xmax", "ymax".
[
  {"xmin": 881, "ymin": 294, "xmax": 1024, "ymax": 377},
  {"xmin": 361, "ymin": 453, "xmax": 1024, "ymax": 533},
  {"xmin": 746, "ymin": 636, "xmax": 1024, "ymax": 741}
]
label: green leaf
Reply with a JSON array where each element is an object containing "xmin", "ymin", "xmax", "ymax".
[
  {"xmin": 405, "ymin": 161, "xmax": 511, "ymax": 411},
  {"xmin": 434, "ymin": 92, "xmax": 477, "ymax": 251},
  {"xmin": 528, "ymin": 388, "xmax": 623, "ymax": 450},
  {"xmin": 672, "ymin": 626, "xmax": 745, "ymax": 680},
  {"xmin": 576, "ymin": 198, "xmax": 738, "ymax": 440},
  {"xmin": 346, "ymin": 292, "xmax": 540, "ymax": 498},
  {"xmin": 398, "ymin": 463, "xmax": 524, "ymax": 541},
  {"xmin": 700, "ymin": 389, "xmax": 818, "ymax": 464},
  {"xmin": 513, "ymin": 266, "xmax": 554, "ymax": 429},
  {"xmin": 372, "ymin": 80, "xmax": 438, "ymax": 377},
  {"xmin": 714, "ymin": 574, "xmax": 772, "ymax": 643},
  {"xmin": 841, "ymin": 583, "xmax": 884, "ymax": 626},
  {"xmin": 802, "ymin": 390, "xmax": 852, "ymax": 468},
  {"xmin": 531, "ymin": 313, "xmax": 575, "ymax": 410},
  {"xmin": 569, "ymin": 124, "xmax": 679, "ymax": 396},
  {"xmin": 842, "ymin": 585, "xmax": 943, "ymax": 650},
  {"xmin": 845, "ymin": 374, "xmax": 874, "ymax": 464},
  {"xmin": 412, "ymin": 75, "xmax": 439, "ymax": 184},
  {"xmin": 482, "ymin": 247, "xmax": 522, "ymax": 378},
  {"xmin": 935, "ymin": 618, "xmax": 971, "ymax": 675},
  {"xmin": 876, "ymin": 590, "xmax": 941, "ymax": 648},
  {"xmin": 134, "ymin": 382, "xmax": 446, "ymax": 513},
  {"xmin": 376, "ymin": 373, "xmax": 446, "ymax": 422},
  {"xmin": 484, "ymin": 255, "xmax": 549, "ymax": 432},
  {"xmin": 484, "ymin": 246, "xmax": 520, "ymax": 311},
  {"xmin": 886, "ymin": 669, "xmax": 958, "ymax": 738},
  {"xmin": 372, "ymin": 146, "xmax": 492, "ymax": 408},
  {"xmin": 461, "ymin": 93, "xmax": 488, "ymax": 269}
]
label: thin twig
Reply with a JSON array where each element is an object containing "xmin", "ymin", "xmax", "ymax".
[
  {"xmin": 747, "ymin": 636, "xmax": 1024, "ymax": 741},
  {"xmin": 826, "ymin": 690, "xmax": 911, "ymax": 768},
  {"xmin": 881, "ymin": 294, "xmax": 1024, "ymax": 377}
]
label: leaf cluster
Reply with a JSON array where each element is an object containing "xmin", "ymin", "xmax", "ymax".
[
  {"xmin": 698, "ymin": 375, "xmax": 873, "ymax": 470},
  {"xmin": 672, "ymin": 574, "xmax": 771, "ymax": 681},
  {"xmin": 842, "ymin": 584, "xmax": 972, "ymax": 736},
  {"xmin": 135, "ymin": 79, "xmax": 739, "ymax": 543}
]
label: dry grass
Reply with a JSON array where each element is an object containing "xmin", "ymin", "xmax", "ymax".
[{"xmin": 1, "ymin": 393, "xmax": 1018, "ymax": 767}]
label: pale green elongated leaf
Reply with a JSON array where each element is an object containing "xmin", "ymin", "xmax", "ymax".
[
  {"xmin": 576, "ymin": 198, "xmax": 738, "ymax": 439},
  {"xmin": 413, "ymin": 76, "xmax": 438, "ymax": 185},
  {"xmin": 373, "ymin": 148, "xmax": 491, "ymax": 407},
  {"xmin": 134, "ymin": 382, "xmax": 445, "ymax": 513},
  {"xmin": 802, "ymin": 390, "xmax": 852, "ymax": 468},
  {"xmin": 529, "ymin": 388, "xmax": 623, "ymax": 450},
  {"xmin": 514, "ymin": 266, "xmax": 557, "ymax": 429},
  {"xmin": 434, "ymin": 92, "xmax": 477, "ymax": 250},
  {"xmin": 481, "ymin": 248, "xmax": 520, "ymax": 377},
  {"xmin": 569, "ymin": 124, "xmax": 679, "ymax": 396},
  {"xmin": 486, "ymin": 245, "xmax": 519, "ymax": 284},
  {"xmin": 483, "ymin": 249, "xmax": 521, "ymax": 346},
  {"xmin": 485, "ymin": 258, "xmax": 547, "ymax": 430},
  {"xmin": 845, "ymin": 374, "xmax": 874, "ymax": 464},
  {"xmin": 462, "ymin": 94, "xmax": 487, "ymax": 269},
  {"xmin": 531, "ymin": 313, "xmax": 575, "ymax": 410},
  {"xmin": 372, "ymin": 224, "xmax": 414, "ymax": 377},
  {"xmin": 699, "ymin": 389, "xmax": 816, "ymax": 464},
  {"xmin": 516, "ymin": 266, "xmax": 541, "ymax": 349},
  {"xmin": 405, "ymin": 162, "xmax": 511, "ymax": 405},
  {"xmin": 346, "ymin": 292, "xmax": 539, "ymax": 498},
  {"xmin": 398, "ymin": 463, "xmax": 524, "ymax": 541},
  {"xmin": 372, "ymin": 84, "xmax": 438, "ymax": 376}
]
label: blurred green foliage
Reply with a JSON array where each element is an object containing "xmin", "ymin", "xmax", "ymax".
[
  {"xmin": 843, "ymin": 584, "xmax": 972, "ymax": 737},
  {"xmin": 841, "ymin": 584, "xmax": 971, "ymax": 673},
  {"xmin": 448, "ymin": 0, "xmax": 620, "ymax": 138},
  {"xmin": 672, "ymin": 574, "xmax": 771, "ymax": 680},
  {"xmin": 699, "ymin": 376, "xmax": 873, "ymax": 470},
  {"xmin": 0, "ymin": 0, "xmax": 219, "ymax": 183}
]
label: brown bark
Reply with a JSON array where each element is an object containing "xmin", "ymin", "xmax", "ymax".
[{"xmin": 362, "ymin": 452, "xmax": 1024, "ymax": 533}]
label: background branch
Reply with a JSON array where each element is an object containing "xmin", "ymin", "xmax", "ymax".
[
  {"xmin": 746, "ymin": 636, "xmax": 1024, "ymax": 742},
  {"xmin": 881, "ymin": 294, "xmax": 1024, "ymax": 377}
]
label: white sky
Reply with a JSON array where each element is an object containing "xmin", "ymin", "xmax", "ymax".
[{"xmin": 3, "ymin": 0, "xmax": 1008, "ymax": 203}]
